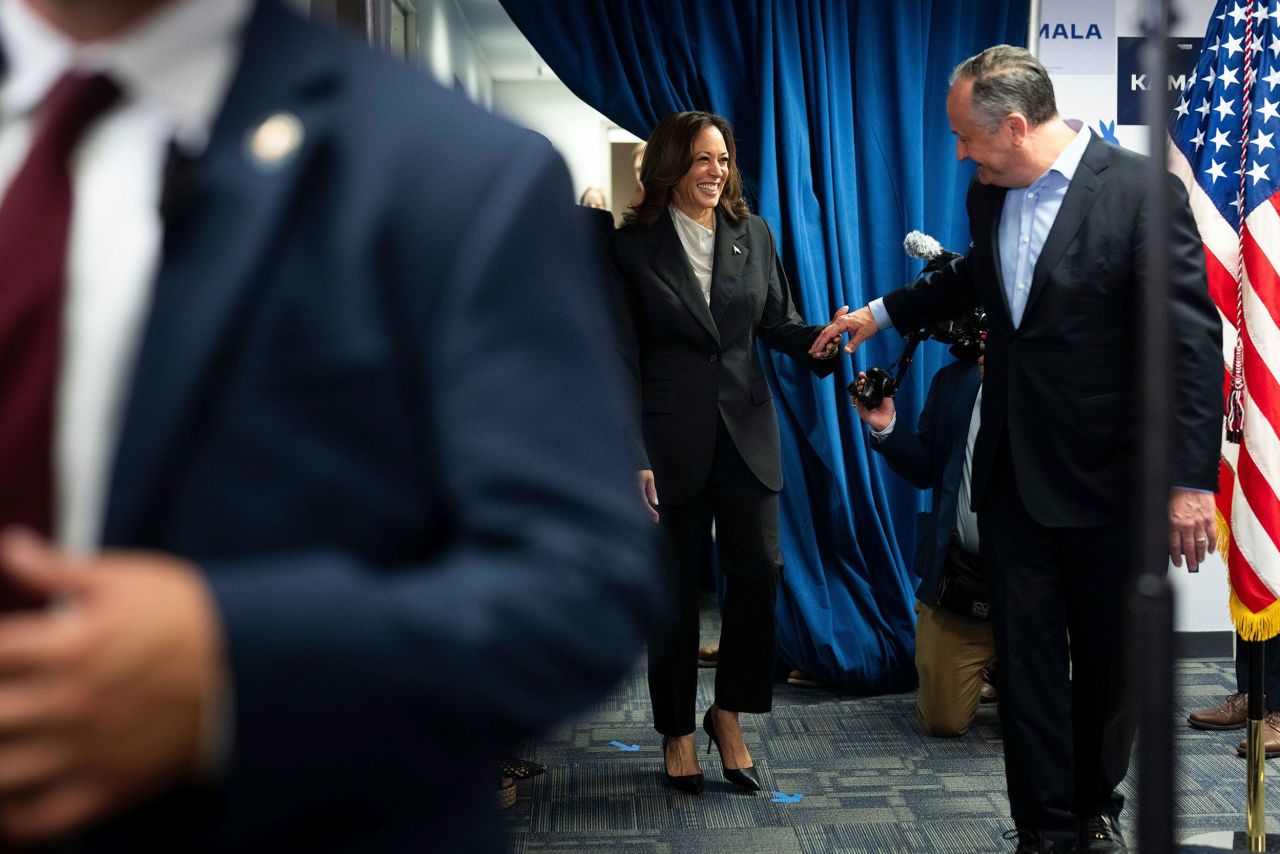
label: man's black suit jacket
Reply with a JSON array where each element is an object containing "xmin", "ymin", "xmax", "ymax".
[
  {"xmin": 608, "ymin": 208, "xmax": 834, "ymax": 503},
  {"xmin": 883, "ymin": 134, "xmax": 1222, "ymax": 527},
  {"xmin": 873, "ymin": 360, "xmax": 981, "ymax": 605}
]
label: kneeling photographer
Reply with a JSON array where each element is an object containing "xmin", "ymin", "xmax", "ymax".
[{"xmin": 852, "ymin": 307, "xmax": 995, "ymax": 737}]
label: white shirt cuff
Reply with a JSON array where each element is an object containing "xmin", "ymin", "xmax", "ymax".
[
  {"xmin": 868, "ymin": 298, "xmax": 891, "ymax": 331},
  {"xmin": 870, "ymin": 412, "xmax": 897, "ymax": 442}
]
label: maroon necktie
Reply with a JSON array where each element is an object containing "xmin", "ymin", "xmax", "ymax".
[{"xmin": 0, "ymin": 72, "xmax": 120, "ymax": 535}]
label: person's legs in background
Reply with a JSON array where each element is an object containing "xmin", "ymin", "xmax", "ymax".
[
  {"xmin": 914, "ymin": 601, "xmax": 996, "ymax": 737},
  {"xmin": 1188, "ymin": 634, "xmax": 1280, "ymax": 755},
  {"xmin": 1234, "ymin": 635, "xmax": 1280, "ymax": 757}
]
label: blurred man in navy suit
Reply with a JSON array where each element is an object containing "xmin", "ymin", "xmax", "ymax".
[{"xmin": 0, "ymin": 0, "xmax": 657, "ymax": 850}]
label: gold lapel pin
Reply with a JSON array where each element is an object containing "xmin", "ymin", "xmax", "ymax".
[
  {"xmin": 732, "ymin": 245, "xmax": 742, "ymax": 255},
  {"xmin": 246, "ymin": 111, "xmax": 305, "ymax": 172}
]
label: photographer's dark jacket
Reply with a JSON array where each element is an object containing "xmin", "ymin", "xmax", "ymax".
[
  {"xmin": 872, "ymin": 360, "xmax": 980, "ymax": 605},
  {"xmin": 608, "ymin": 208, "xmax": 835, "ymax": 502},
  {"xmin": 882, "ymin": 134, "xmax": 1222, "ymax": 526}
]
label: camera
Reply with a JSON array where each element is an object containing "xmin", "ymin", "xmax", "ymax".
[
  {"xmin": 929, "ymin": 306, "xmax": 987, "ymax": 362},
  {"xmin": 855, "ymin": 366, "xmax": 897, "ymax": 410},
  {"xmin": 848, "ymin": 306, "xmax": 986, "ymax": 410}
]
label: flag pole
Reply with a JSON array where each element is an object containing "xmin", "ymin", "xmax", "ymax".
[
  {"xmin": 1026, "ymin": 0, "xmax": 1042, "ymax": 57},
  {"xmin": 1246, "ymin": 640, "xmax": 1268, "ymax": 850},
  {"xmin": 1173, "ymin": 0, "xmax": 1280, "ymax": 849},
  {"xmin": 1137, "ymin": 1, "xmax": 1177, "ymax": 851}
]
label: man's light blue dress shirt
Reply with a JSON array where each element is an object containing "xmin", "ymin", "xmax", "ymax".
[{"xmin": 869, "ymin": 124, "xmax": 1091, "ymax": 330}]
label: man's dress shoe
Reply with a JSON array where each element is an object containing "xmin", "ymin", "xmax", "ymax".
[
  {"xmin": 1188, "ymin": 691, "xmax": 1248, "ymax": 730},
  {"xmin": 1078, "ymin": 814, "xmax": 1126, "ymax": 853},
  {"xmin": 1237, "ymin": 710, "xmax": 1280, "ymax": 758}
]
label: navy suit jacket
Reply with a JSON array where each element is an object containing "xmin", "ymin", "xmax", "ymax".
[
  {"xmin": 73, "ymin": 2, "xmax": 658, "ymax": 850},
  {"xmin": 872, "ymin": 360, "xmax": 981, "ymax": 606}
]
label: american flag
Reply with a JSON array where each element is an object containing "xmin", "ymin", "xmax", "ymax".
[{"xmin": 1170, "ymin": 0, "xmax": 1280, "ymax": 639}]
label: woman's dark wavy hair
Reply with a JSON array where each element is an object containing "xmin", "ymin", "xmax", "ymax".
[{"xmin": 623, "ymin": 111, "xmax": 751, "ymax": 228}]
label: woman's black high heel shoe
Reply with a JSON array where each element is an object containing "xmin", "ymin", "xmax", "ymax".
[
  {"xmin": 702, "ymin": 708, "xmax": 762, "ymax": 792},
  {"xmin": 662, "ymin": 736, "xmax": 704, "ymax": 795}
]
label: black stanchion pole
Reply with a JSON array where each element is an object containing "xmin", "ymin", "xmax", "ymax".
[
  {"xmin": 1135, "ymin": 575, "xmax": 1176, "ymax": 853},
  {"xmin": 1138, "ymin": 0, "xmax": 1176, "ymax": 851}
]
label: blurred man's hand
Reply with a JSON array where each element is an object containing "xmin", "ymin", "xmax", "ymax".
[
  {"xmin": 1168, "ymin": 488, "xmax": 1217, "ymax": 572},
  {"xmin": 851, "ymin": 372, "xmax": 896, "ymax": 431},
  {"xmin": 0, "ymin": 529, "xmax": 225, "ymax": 843},
  {"xmin": 637, "ymin": 470, "xmax": 660, "ymax": 523}
]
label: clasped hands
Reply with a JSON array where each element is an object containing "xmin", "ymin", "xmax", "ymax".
[
  {"xmin": 810, "ymin": 306, "xmax": 870, "ymax": 361},
  {"xmin": 809, "ymin": 306, "xmax": 880, "ymax": 359},
  {"xmin": 0, "ymin": 528, "xmax": 226, "ymax": 844}
]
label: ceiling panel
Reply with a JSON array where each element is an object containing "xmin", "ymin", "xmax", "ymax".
[{"xmin": 453, "ymin": 0, "xmax": 558, "ymax": 81}]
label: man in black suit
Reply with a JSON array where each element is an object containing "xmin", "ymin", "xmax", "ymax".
[
  {"xmin": 0, "ymin": 0, "xmax": 657, "ymax": 850},
  {"xmin": 856, "ymin": 351, "xmax": 995, "ymax": 737},
  {"xmin": 812, "ymin": 46, "xmax": 1222, "ymax": 852}
]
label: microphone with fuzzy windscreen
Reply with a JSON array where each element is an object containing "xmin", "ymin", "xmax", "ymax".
[{"xmin": 902, "ymin": 230, "xmax": 963, "ymax": 274}]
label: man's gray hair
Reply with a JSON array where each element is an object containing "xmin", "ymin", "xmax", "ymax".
[{"xmin": 950, "ymin": 45, "xmax": 1058, "ymax": 131}]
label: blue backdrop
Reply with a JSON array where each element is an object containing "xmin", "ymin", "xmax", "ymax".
[{"xmin": 501, "ymin": 1, "xmax": 1028, "ymax": 691}]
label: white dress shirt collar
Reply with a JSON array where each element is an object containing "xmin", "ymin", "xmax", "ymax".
[
  {"xmin": 670, "ymin": 203, "xmax": 715, "ymax": 237},
  {"xmin": 0, "ymin": 0, "xmax": 253, "ymax": 151},
  {"xmin": 1038, "ymin": 121, "xmax": 1091, "ymax": 185},
  {"xmin": 669, "ymin": 204, "xmax": 715, "ymax": 305}
]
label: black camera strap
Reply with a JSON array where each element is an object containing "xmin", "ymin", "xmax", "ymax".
[{"xmin": 889, "ymin": 329, "xmax": 931, "ymax": 389}]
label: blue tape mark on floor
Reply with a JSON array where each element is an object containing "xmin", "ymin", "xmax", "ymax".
[
  {"xmin": 608, "ymin": 740, "xmax": 639, "ymax": 752},
  {"xmin": 771, "ymin": 792, "xmax": 803, "ymax": 803}
]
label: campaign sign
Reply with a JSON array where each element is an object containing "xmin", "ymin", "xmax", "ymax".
[
  {"xmin": 1038, "ymin": 0, "xmax": 1115, "ymax": 74},
  {"xmin": 1116, "ymin": 36, "xmax": 1203, "ymax": 125}
]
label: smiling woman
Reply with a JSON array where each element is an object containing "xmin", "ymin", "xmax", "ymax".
[
  {"xmin": 672, "ymin": 126, "xmax": 728, "ymax": 225},
  {"xmin": 608, "ymin": 109, "xmax": 843, "ymax": 800},
  {"xmin": 623, "ymin": 111, "xmax": 749, "ymax": 230}
]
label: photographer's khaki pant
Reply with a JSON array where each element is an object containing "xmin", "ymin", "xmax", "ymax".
[{"xmin": 915, "ymin": 601, "xmax": 996, "ymax": 737}]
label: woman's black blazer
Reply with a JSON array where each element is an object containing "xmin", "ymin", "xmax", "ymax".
[{"xmin": 608, "ymin": 208, "xmax": 835, "ymax": 504}]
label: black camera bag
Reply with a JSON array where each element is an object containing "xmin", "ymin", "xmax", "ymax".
[{"xmin": 936, "ymin": 541, "xmax": 992, "ymax": 621}]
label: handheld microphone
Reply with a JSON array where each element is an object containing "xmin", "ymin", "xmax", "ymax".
[{"xmin": 903, "ymin": 230, "xmax": 945, "ymax": 260}]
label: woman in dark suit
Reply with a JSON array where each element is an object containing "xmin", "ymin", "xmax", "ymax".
[{"xmin": 608, "ymin": 111, "xmax": 839, "ymax": 794}]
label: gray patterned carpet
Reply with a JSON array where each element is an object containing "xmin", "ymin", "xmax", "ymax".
[{"xmin": 503, "ymin": 601, "xmax": 1266, "ymax": 853}]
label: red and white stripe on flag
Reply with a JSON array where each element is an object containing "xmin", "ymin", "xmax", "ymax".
[{"xmin": 1169, "ymin": 0, "xmax": 1280, "ymax": 639}]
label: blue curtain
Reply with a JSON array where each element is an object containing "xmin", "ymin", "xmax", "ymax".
[{"xmin": 501, "ymin": 2, "xmax": 1027, "ymax": 692}]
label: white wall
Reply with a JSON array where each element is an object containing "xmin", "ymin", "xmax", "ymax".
[
  {"xmin": 492, "ymin": 80, "xmax": 617, "ymax": 205},
  {"xmin": 416, "ymin": 0, "xmax": 494, "ymax": 108}
]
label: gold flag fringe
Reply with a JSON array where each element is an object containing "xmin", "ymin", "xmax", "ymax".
[
  {"xmin": 1230, "ymin": 590, "xmax": 1280, "ymax": 641},
  {"xmin": 1214, "ymin": 508, "xmax": 1280, "ymax": 640}
]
